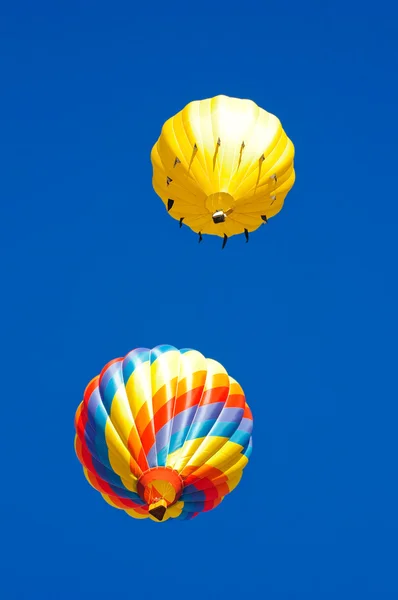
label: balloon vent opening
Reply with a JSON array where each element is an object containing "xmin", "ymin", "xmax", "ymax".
[
  {"xmin": 212, "ymin": 210, "xmax": 226, "ymax": 224},
  {"xmin": 205, "ymin": 192, "xmax": 235, "ymax": 217},
  {"xmin": 137, "ymin": 467, "xmax": 183, "ymax": 518}
]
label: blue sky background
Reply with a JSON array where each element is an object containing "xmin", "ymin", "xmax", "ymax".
[{"xmin": 1, "ymin": 1, "xmax": 397, "ymax": 598}]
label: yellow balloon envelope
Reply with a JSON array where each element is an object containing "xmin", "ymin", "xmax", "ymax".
[{"xmin": 151, "ymin": 95, "xmax": 295, "ymax": 246}]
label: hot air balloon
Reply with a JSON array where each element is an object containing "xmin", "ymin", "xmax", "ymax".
[
  {"xmin": 151, "ymin": 94, "xmax": 295, "ymax": 248},
  {"xmin": 74, "ymin": 344, "xmax": 253, "ymax": 522}
]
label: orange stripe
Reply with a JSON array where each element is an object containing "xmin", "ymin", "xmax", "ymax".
[
  {"xmin": 152, "ymin": 377, "xmax": 178, "ymax": 415},
  {"xmin": 127, "ymin": 426, "xmax": 148, "ymax": 472},
  {"xmin": 75, "ymin": 436, "xmax": 84, "ymax": 465},
  {"xmin": 184, "ymin": 466, "xmax": 225, "ymax": 485},
  {"xmin": 214, "ymin": 481, "xmax": 230, "ymax": 498},
  {"xmin": 175, "ymin": 370, "xmax": 207, "ymax": 398},
  {"xmin": 134, "ymin": 403, "xmax": 150, "ymax": 437},
  {"xmin": 179, "ymin": 464, "xmax": 197, "ymax": 479},
  {"xmin": 211, "ymin": 472, "xmax": 231, "ymax": 488},
  {"xmin": 106, "ymin": 495, "xmax": 143, "ymax": 510},
  {"xmin": 74, "ymin": 402, "xmax": 85, "ymax": 433},
  {"xmin": 135, "ymin": 404, "xmax": 155, "ymax": 455},
  {"xmin": 129, "ymin": 455, "xmax": 144, "ymax": 478}
]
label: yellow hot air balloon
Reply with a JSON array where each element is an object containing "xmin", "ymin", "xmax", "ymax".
[{"xmin": 151, "ymin": 94, "xmax": 295, "ymax": 247}]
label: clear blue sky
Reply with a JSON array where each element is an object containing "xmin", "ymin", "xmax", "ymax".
[{"xmin": 1, "ymin": 1, "xmax": 397, "ymax": 598}]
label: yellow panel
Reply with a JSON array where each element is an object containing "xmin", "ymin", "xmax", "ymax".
[
  {"xmin": 125, "ymin": 360, "xmax": 152, "ymax": 419},
  {"xmin": 110, "ymin": 387, "xmax": 137, "ymax": 447},
  {"xmin": 105, "ymin": 420, "xmax": 136, "ymax": 481},
  {"xmin": 198, "ymin": 440, "xmax": 246, "ymax": 472},
  {"xmin": 125, "ymin": 508, "xmax": 149, "ymax": 520},
  {"xmin": 150, "ymin": 349, "xmax": 181, "ymax": 400},
  {"xmin": 167, "ymin": 437, "xmax": 206, "ymax": 472},
  {"xmin": 119, "ymin": 474, "xmax": 138, "ymax": 493},
  {"xmin": 166, "ymin": 500, "xmax": 184, "ymax": 518},
  {"xmin": 183, "ymin": 436, "xmax": 230, "ymax": 470}
]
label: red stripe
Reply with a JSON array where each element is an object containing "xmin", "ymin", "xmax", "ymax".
[
  {"xmin": 152, "ymin": 378, "xmax": 177, "ymax": 416},
  {"xmin": 200, "ymin": 485, "xmax": 226, "ymax": 501},
  {"xmin": 154, "ymin": 397, "xmax": 174, "ymax": 434},
  {"xmin": 85, "ymin": 470, "xmax": 146, "ymax": 512},
  {"xmin": 99, "ymin": 357, "xmax": 123, "ymax": 382},
  {"xmin": 83, "ymin": 376, "xmax": 99, "ymax": 410},
  {"xmin": 200, "ymin": 386, "xmax": 230, "ymax": 405},
  {"xmin": 195, "ymin": 498, "xmax": 222, "ymax": 512},
  {"xmin": 76, "ymin": 435, "xmax": 146, "ymax": 512},
  {"xmin": 136, "ymin": 404, "xmax": 155, "ymax": 456},
  {"xmin": 243, "ymin": 403, "xmax": 253, "ymax": 420},
  {"xmin": 174, "ymin": 385, "xmax": 204, "ymax": 416},
  {"xmin": 140, "ymin": 422, "xmax": 156, "ymax": 457},
  {"xmin": 127, "ymin": 426, "xmax": 148, "ymax": 473},
  {"xmin": 75, "ymin": 405, "xmax": 88, "ymax": 442},
  {"xmin": 184, "ymin": 466, "xmax": 226, "ymax": 486},
  {"xmin": 225, "ymin": 393, "xmax": 246, "ymax": 409}
]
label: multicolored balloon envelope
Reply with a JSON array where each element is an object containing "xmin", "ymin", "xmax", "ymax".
[
  {"xmin": 74, "ymin": 345, "xmax": 253, "ymax": 522},
  {"xmin": 151, "ymin": 94, "xmax": 295, "ymax": 247}
]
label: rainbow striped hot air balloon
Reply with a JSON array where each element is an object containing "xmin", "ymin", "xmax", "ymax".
[{"xmin": 74, "ymin": 345, "xmax": 253, "ymax": 522}]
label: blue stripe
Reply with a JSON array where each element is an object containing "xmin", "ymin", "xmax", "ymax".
[
  {"xmin": 181, "ymin": 500, "xmax": 205, "ymax": 512},
  {"xmin": 175, "ymin": 510, "xmax": 197, "ymax": 521},
  {"xmin": 169, "ymin": 405, "xmax": 198, "ymax": 449},
  {"xmin": 181, "ymin": 489, "xmax": 206, "ymax": 502},
  {"xmin": 181, "ymin": 482, "xmax": 202, "ymax": 495},
  {"xmin": 100, "ymin": 363, "xmax": 124, "ymax": 413},
  {"xmin": 238, "ymin": 417, "xmax": 253, "ymax": 434},
  {"xmin": 186, "ymin": 419, "xmax": 217, "ymax": 440},
  {"xmin": 150, "ymin": 344, "xmax": 177, "ymax": 364},
  {"xmin": 146, "ymin": 443, "xmax": 158, "ymax": 468},
  {"xmin": 168, "ymin": 425, "xmax": 191, "ymax": 454},
  {"xmin": 184, "ymin": 403, "xmax": 224, "ymax": 441},
  {"xmin": 244, "ymin": 437, "xmax": 253, "ymax": 459},
  {"xmin": 88, "ymin": 459, "xmax": 144, "ymax": 503},
  {"xmin": 86, "ymin": 386, "xmax": 126, "ymax": 478},
  {"xmin": 83, "ymin": 391, "xmax": 142, "ymax": 499},
  {"xmin": 98, "ymin": 360, "xmax": 122, "ymax": 391},
  {"xmin": 208, "ymin": 420, "xmax": 238, "ymax": 438},
  {"xmin": 93, "ymin": 399, "xmax": 113, "ymax": 468},
  {"xmin": 217, "ymin": 407, "xmax": 244, "ymax": 424},
  {"xmin": 84, "ymin": 387, "xmax": 112, "ymax": 470},
  {"xmin": 122, "ymin": 348, "xmax": 150, "ymax": 383},
  {"xmin": 155, "ymin": 419, "xmax": 173, "ymax": 467},
  {"xmin": 157, "ymin": 402, "xmax": 214, "ymax": 459},
  {"xmin": 156, "ymin": 444, "xmax": 168, "ymax": 466},
  {"xmin": 229, "ymin": 429, "xmax": 251, "ymax": 448}
]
